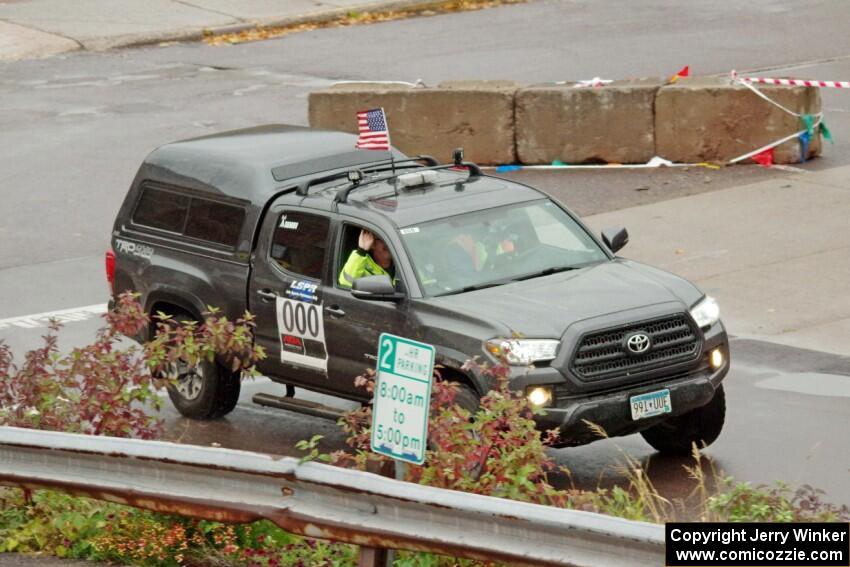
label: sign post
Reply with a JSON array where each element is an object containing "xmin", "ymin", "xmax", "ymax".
[
  {"xmin": 370, "ymin": 333, "xmax": 435, "ymax": 466},
  {"xmin": 361, "ymin": 334, "xmax": 434, "ymax": 566}
]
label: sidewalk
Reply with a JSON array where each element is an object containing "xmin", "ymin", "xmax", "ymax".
[
  {"xmin": 0, "ymin": 0, "xmax": 438, "ymax": 61},
  {"xmin": 584, "ymin": 165, "xmax": 850, "ymax": 357}
]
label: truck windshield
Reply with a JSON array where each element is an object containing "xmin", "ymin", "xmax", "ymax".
[{"xmin": 400, "ymin": 199, "xmax": 609, "ymax": 297}]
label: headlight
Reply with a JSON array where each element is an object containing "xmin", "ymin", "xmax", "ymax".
[
  {"xmin": 486, "ymin": 339, "xmax": 559, "ymax": 366},
  {"xmin": 690, "ymin": 296, "xmax": 720, "ymax": 328}
]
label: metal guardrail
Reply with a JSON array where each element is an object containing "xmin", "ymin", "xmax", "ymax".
[{"xmin": 0, "ymin": 426, "xmax": 664, "ymax": 567}]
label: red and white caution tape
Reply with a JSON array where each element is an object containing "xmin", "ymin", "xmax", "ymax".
[
  {"xmin": 572, "ymin": 77, "xmax": 613, "ymax": 88},
  {"xmin": 333, "ymin": 79, "xmax": 427, "ymax": 88},
  {"xmin": 727, "ymin": 119, "xmax": 818, "ymax": 165},
  {"xmin": 726, "ymin": 71, "xmax": 824, "ymax": 164},
  {"xmin": 731, "ymin": 70, "xmax": 850, "ymax": 89},
  {"xmin": 553, "ymin": 77, "xmax": 614, "ymax": 88},
  {"xmin": 732, "ymin": 73, "xmax": 811, "ymax": 118},
  {"xmin": 485, "ymin": 157, "xmax": 721, "ymax": 172}
]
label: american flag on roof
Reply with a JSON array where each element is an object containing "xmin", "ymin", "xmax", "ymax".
[{"xmin": 355, "ymin": 108, "xmax": 391, "ymax": 151}]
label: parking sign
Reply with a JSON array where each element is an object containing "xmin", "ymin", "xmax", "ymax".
[{"xmin": 370, "ymin": 333, "xmax": 435, "ymax": 465}]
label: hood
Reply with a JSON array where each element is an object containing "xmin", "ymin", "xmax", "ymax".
[{"xmin": 432, "ymin": 259, "xmax": 698, "ymax": 338}]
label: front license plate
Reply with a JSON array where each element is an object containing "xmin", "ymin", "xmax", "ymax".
[{"xmin": 630, "ymin": 389, "xmax": 672, "ymax": 421}]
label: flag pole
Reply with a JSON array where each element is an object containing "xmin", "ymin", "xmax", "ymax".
[{"xmin": 382, "ymin": 108, "xmax": 396, "ymax": 175}]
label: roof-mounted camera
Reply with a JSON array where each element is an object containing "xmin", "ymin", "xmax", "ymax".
[
  {"xmin": 453, "ymin": 148, "xmax": 464, "ymax": 166},
  {"xmin": 347, "ymin": 169, "xmax": 363, "ymax": 186}
]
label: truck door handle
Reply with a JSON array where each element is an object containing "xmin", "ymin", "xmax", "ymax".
[
  {"xmin": 257, "ymin": 289, "xmax": 278, "ymax": 302},
  {"xmin": 325, "ymin": 305, "xmax": 345, "ymax": 317}
]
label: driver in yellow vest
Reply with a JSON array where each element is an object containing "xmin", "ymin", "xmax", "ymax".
[{"xmin": 338, "ymin": 229, "xmax": 395, "ymax": 288}]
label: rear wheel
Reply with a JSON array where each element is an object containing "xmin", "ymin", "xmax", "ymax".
[
  {"xmin": 159, "ymin": 314, "xmax": 242, "ymax": 420},
  {"xmin": 640, "ymin": 385, "xmax": 726, "ymax": 455}
]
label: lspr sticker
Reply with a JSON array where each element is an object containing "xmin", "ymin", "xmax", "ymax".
[{"xmin": 285, "ymin": 280, "xmax": 319, "ymax": 303}]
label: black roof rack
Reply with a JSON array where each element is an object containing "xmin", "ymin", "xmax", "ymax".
[
  {"xmin": 334, "ymin": 148, "xmax": 482, "ymax": 203},
  {"xmin": 334, "ymin": 162, "xmax": 482, "ymax": 203},
  {"xmin": 295, "ymin": 155, "xmax": 439, "ymax": 196}
]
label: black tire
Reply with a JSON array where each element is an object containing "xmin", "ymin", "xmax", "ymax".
[
  {"xmin": 640, "ymin": 385, "xmax": 726, "ymax": 455},
  {"xmin": 452, "ymin": 383, "xmax": 481, "ymax": 415},
  {"xmin": 159, "ymin": 315, "xmax": 242, "ymax": 420}
]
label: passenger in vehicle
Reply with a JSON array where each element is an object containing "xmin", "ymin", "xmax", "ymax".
[
  {"xmin": 450, "ymin": 233, "xmax": 488, "ymax": 272},
  {"xmin": 444, "ymin": 230, "xmax": 516, "ymax": 277},
  {"xmin": 338, "ymin": 229, "xmax": 395, "ymax": 288}
]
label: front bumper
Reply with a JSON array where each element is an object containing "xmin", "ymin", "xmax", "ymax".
[
  {"xmin": 536, "ymin": 356, "xmax": 728, "ymax": 447},
  {"xmin": 519, "ymin": 322, "xmax": 730, "ymax": 447}
]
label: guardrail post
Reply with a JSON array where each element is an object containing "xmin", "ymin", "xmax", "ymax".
[
  {"xmin": 358, "ymin": 547, "xmax": 390, "ymax": 567},
  {"xmin": 358, "ymin": 458, "xmax": 397, "ymax": 567}
]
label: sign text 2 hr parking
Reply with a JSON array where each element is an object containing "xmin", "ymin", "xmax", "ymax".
[{"xmin": 371, "ymin": 334, "xmax": 435, "ymax": 466}]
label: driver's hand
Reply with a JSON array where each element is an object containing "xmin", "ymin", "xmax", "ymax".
[{"xmin": 358, "ymin": 229, "xmax": 375, "ymax": 251}]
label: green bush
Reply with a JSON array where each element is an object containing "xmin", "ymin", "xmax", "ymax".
[{"xmin": 707, "ymin": 480, "xmax": 849, "ymax": 522}]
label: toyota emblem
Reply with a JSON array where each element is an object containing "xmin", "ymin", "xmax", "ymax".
[{"xmin": 625, "ymin": 332, "xmax": 651, "ymax": 354}]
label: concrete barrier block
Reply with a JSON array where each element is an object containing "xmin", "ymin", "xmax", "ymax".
[
  {"xmin": 655, "ymin": 77, "xmax": 822, "ymax": 164},
  {"xmin": 515, "ymin": 79, "xmax": 661, "ymax": 165},
  {"xmin": 308, "ymin": 81, "xmax": 519, "ymax": 164}
]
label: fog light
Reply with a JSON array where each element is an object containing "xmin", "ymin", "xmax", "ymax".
[
  {"xmin": 710, "ymin": 348, "xmax": 724, "ymax": 369},
  {"xmin": 527, "ymin": 386, "xmax": 553, "ymax": 407}
]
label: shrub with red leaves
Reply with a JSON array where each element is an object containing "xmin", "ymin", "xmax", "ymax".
[
  {"xmin": 0, "ymin": 292, "xmax": 263, "ymax": 439},
  {"xmin": 301, "ymin": 358, "xmax": 570, "ymax": 507}
]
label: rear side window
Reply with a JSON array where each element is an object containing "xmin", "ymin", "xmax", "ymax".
[
  {"xmin": 133, "ymin": 188, "xmax": 189, "ymax": 233},
  {"xmin": 184, "ymin": 199, "xmax": 244, "ymax": 247},
  {"xmin": 132, "ymin": 186, "xmax": 245, "ymax": 248},
  {"xmin": 270, "ymin": 212, "xmax": 329, "ymax": 280}
]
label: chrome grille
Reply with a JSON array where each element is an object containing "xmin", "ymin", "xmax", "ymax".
[{"xmin": 571, "ymin": 314, "xmax": 700, "ymax": 380}]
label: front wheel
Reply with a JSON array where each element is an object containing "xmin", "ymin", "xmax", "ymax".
[
  {"xmin": 451, "ymin": 383, "xmax": 481, "ymax": 415},
  {"xmin": 640, "ymin": 385, "xmax": 726, "ymax": 455}
]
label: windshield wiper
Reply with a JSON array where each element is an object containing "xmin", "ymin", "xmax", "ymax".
[
  {"xmin": 436, "ymin": 280, "xmax": 510, "ymax": 297},
  {"xmin": 512, "ymin": 265, "xmax": 580, "ymax": 282},
  {"xmin": 435, "ymin": 265, "xmax": 585, "ymax": 297}
]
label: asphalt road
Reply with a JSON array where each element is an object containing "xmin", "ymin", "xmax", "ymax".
[
  {"xmin": 3, "ymin": 313, "xmax": 848, "ymax": 514},
  {"xmin": 3, "ymin": 0, "xmax": 850, "ymax": 271},
  {"xmin": 1, "ymin": 0, "xmax": 849, "ymax": 535}
]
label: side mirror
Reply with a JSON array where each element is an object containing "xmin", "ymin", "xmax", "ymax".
[
  {"xmin": 601, "ymin": 226, "xmax": 629, "ymax": 254},
  {"xmin": 351, "ymin": 275, "xmax": 404, "ymax": 302}
]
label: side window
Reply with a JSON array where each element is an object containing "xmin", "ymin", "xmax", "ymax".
[
  {"xmin": 133, "ymin": 187, "xmax": 189, "ymax": 232},
  {"xmin": 270, "ymin": 212, "xmax": 329, "ymax": 280},
  {"xmin": 132, "ymin": 186, "xmax": 245, "ymax": 248},
  {"xmin": 337, "ymin": 224, "xmax": 363, "ymax": 285},
  {"xmin": 184, "ymin": 199, "xmax": 245, "ymax": 247},
  {"xmin": 337, "ymin": 224, "xmax": 401, "ymax": 290}
]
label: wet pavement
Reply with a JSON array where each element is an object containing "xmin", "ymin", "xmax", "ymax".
[
  {"xmin": 149, "ymin": 337, "xmax": 850, "ymax": 513},
  {"xmin": 1, "ymin": 4, "xmax": 850, "ymax": 564},
  {"xmin": 5, "ymin": 313, "xmax": 846, "ymax": 512}
]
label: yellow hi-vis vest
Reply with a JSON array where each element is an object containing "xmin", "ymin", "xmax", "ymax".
[{"xmin": 338, "ymin": 249, "xmax": 393, "ymax": 288}]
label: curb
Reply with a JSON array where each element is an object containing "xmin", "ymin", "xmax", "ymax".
[{"xmin": 68, "ymin": 0, "xmax": 462, "ymax": 53}]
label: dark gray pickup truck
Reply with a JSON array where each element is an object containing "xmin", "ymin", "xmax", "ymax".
[{"xmin": 109, "ymin": 125, "xmax": 730, "ymax": 454}]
